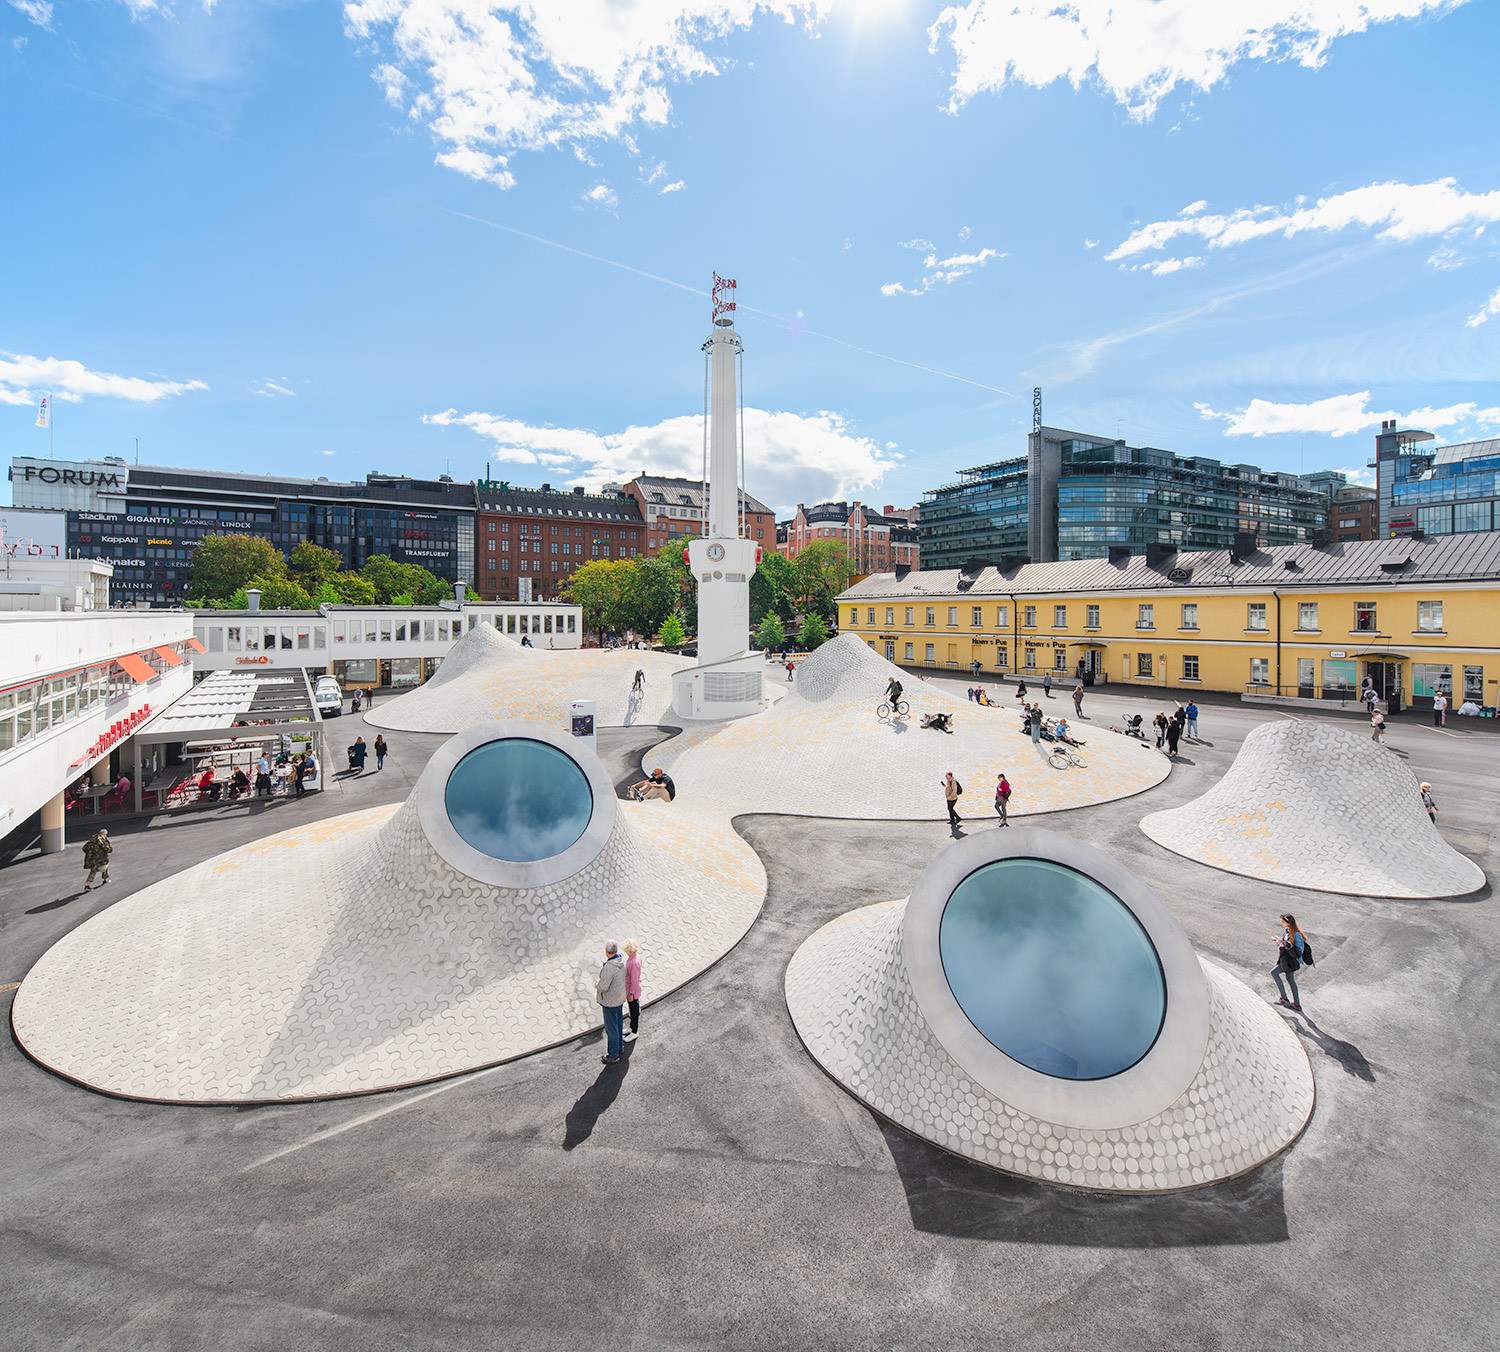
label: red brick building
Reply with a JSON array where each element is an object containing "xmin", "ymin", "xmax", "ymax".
[
  {"xmin": 1332, "ymin": 486, "xmax": 1378, "ymax": 541},
  {"xmin": 475, "ymin": 483, "xmax": 646, "ymax": 601},
  {"xmin": 620, "ymin": 475, "xmax": 774, "ymax": 556},
  {"xmin": 777, "ymin": 500, "xmax": 919, "ymax": 572}
]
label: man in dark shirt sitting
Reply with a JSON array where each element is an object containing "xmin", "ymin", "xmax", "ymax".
[{"xmin": 630, "ymin": 766, "xmax": 676, "ymax": 802}]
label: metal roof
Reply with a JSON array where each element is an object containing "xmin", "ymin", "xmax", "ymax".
[
  {"xmin": 838, "ymin": 532, "xmax": 1500, "ymax": 600},
  {"xmin": 630, "ymin": 475, "xmax": 773, "ymax": 517}
]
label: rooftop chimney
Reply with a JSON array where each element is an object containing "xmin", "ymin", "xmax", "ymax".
[
  {"xmin": 246, "ymin": 588, "xmax": 262, "ymax": 613},
  {"xmin": 454, "ymin": 581, "xmax": 465, "ymax": 604}
]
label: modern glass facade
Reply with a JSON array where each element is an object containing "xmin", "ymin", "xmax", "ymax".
[
  {"xmin": 920, "ymin": 430, "xmax": 1328, "ymax": 569},
  {"xmin": 1389, "ymin": 438, "xmax": 1500, "ymax": 538},
  {"xmin": 919, "ymin": 458, "xmax": 1028, "ymax": 570}
]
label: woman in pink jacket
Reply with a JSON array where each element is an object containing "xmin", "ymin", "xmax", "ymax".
[{"xmin": 623, "ymin": 939, "xmax": 642, "ymax": 1042}]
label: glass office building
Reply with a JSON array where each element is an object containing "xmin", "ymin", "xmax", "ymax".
[
  {"xmin": 1387, "ymin": 436, "xmax": 1500, "ymax": 538},
  {"xmin": 920, "ymin": 428, "xmax": 1328, "ymax": 569}
]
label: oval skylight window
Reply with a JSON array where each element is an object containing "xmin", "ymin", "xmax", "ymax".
[
  {"xmin": 444, "ymin": 737, "xmax": 594, "ymax": 864},
  {"xmin": 937, "ymin": 858, "xmax": 1166, "ymax": 1080}
]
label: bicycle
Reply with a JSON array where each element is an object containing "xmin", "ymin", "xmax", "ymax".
[
  {"xmin": 1049, "ymin": 745, "xmax": 1087, "ymax": 770},
  {"xmin": 877, "ymin": 699, "xmax": 910, "ymax": 721}
]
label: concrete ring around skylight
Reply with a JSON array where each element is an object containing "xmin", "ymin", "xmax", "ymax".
[
  {"xmin": 902, "ymin": 829, "xmax": 1210, "ymax": 1131},
  {"xmin": 418, "ymin": 721, "xmax": 617, "ymax": 889},
  {"xmin": 786, "ymin": 828, "xmax": 1314, "ymax": 1192}
]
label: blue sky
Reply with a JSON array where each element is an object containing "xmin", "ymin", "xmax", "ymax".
[{"xmin": 4, "ymin": 1, "xmax": 1499, "ymax": 517}]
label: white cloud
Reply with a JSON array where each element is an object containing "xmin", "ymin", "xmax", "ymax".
[
  {"xmin": 1333, "ymin": 464, "xmax": 1377, "ymax": 488},
  {"xmin": 423, "ymin": 404, "xmax": 898, "ymax": 512},
  {"xmin": 344, "ymin": 2, "xmax": 835, "ymax": 188},
  {"xmin": 1196, "ymin": 392, "xmax": 1500, "ymax": 438},
  {"xmin": 1466, "ymin": 285, "xmax": 1500, "ymax": 329},
  {"xmin": 434, "ymin": 146, "xmax": 516, "ymax": 189},
  {"xmin": 253, "ymin": 378, "xmax": 296, "ymax": 398},
  {"xmin": 8, "ymin": 1, "xmax": 53, "ymax": 28},
  {"xmin": 882, "ymin": 241, "xmax": 1004, "ymax": 296},
  {"xmin": 929, "ymin": 1, "xmax": 1465, "ymax": 121},
  {"xmin": 1083, "ymin": 238, "xmax": 1099, "ymax": 249},
  {"xmin": 658, "ymin": 178, "xmax": 685, "ymax": 193},
  {"xmin": 0, "ymin": 351, "xmax": 208, "ymax": 404},
  {"xmin": 1132, "ymin": 255, "xmax": 1201, "ymax": 276},
  {"xmin": 1108, "ymin": 177, "xmax": 1500, "ymax": 264},
  {"xmin": 957, "ymin": 224, "xmax": 971, "ymax": 241},
  {"xmin": 582, "ymin": 181, "xmax": 619, "ymax": 210}
]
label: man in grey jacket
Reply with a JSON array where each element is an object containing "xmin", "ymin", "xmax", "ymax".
[{"xmin": 595, "ymin": 941, "xmax": 627, "ymax": 1065}]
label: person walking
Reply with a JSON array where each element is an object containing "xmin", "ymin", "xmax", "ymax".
[
  {"xmin": 595, "ymin": 941, "xmax": 627, "ymax": 1065},
  {"xmin": 294, "ymin": 754, "xmax": 308, "ymax": 799},
  {"xmin": 1042, "ymin": 672, "xmax": 1053, "ymax": 698},
  {"xmin": 1185, "ymin": 701, "xmax": 1199, "ymax": 740},
  {"xmin": 942, "ymin": 772, "xmax": 962, "ymax": 827},
  {"xmin": 1072, "ymin": 685, "xmax": 1083, "ymax": 717},
  {"xmin": 374, "ymin": 735, "xmax": 388, "ymax": 771},
  {"xmin": 351, "ymin": 736, "xmax": 368, "ymax": 773},
  {"xmin": 82, "ymin": 828, "xmax": 111, "ymax": 891},
  {"xmin": 1016, "ymin": 679, "xmax": 1027, "ymax": 702},
  {"xmin": 1434, "ymin": 691, "xmax": 1448, "ymax": 727},
  {"xmin": 1420, "ymin": 782, "xmax": 1437, "ymax": 823},
  {"xmin": 255, "ymin": 752, "xmax": 273, "ymax": 798},
  {"xmin": 623, "ymin": 939, "xmax": 642, "ymax": 1042},
  {"xmin": 1166, "ymin": 713, "xmax": 1182, "ymax": 758},
  {"xmin": 1371, "ymin": 708, "xmax": 1386, "ymax": 744},
  {"xmin": 994, "ymin": 773, "xmax": 1012, "ymax": 827},
  {"xmin": 1271, "ymin": 912, "xmax": 1308, "ymax": 1012},
  {"xmin": 1153, "ymin": 711, "xmax": 1169, "ymax": 748}
]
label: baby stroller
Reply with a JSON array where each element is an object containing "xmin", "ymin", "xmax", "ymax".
[
  {"xmin": 1121, "ymin": 714, "xmax": 1146, "ymax": 740},
  {"xmin": 347, "ymin": 744, "xmax": 359, "ymax": 770}
]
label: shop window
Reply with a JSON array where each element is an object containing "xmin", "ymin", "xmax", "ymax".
[
  {"xmin": 1250, "ymin": 657, "xmax": 1270, "ymax": 685},
  {"xmin": 1183, "ymin": 654, "xmax": 1199, "ymax": 681},
  {"xmin": 1024, "ymin": 648, "xmax": 1036, "ymax": 669},
  {"xmin": 904, "ymin": 642, "xmax": 914, "ymax": 660},
  {"xmin": 1463, "ymin": 666, "xmax": 1484, "ymax": 702},
  {"xmin": 1053, "ymin": 648, "xmax": 1067, "ymax": 671},
  {"xmin": 1417, "ymin": 600, "xmax": 1444, "ymax": 631},
  {"xmin": 1412, "ymin": 664, "xmax": 1452, "ymax": 700},
  {"xmin": 1136, "ymin": 652, "xmax": 1152, "ymax": 678},
  {"xmin": 1322, "ymin": 659, "xmax": 1356, "ymax": 697}
]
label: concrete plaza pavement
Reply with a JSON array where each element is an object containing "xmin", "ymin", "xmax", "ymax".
[{"xmin": 2, "ymin": 688, "xmax": 1497, "ymax": 1350}]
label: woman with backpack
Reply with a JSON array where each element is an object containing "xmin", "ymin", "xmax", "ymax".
[
  {"xmin": 1272, "ymin": 912, "xmax": 1311, "ymax": 1012},
  {"xmin": 994, "ymin": 773, "xmax": 1012, "ymax": 827}
]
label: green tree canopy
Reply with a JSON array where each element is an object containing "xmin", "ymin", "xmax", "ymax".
[
  {"xmin": 226, "ymin": 574, "xmax": 314, "ymax": 611},
  {"xmin": 749, "ymin": 550, "xmax": 798, "ymax": 627},
  {"xmin": 622, "ymin": 556, "xmax": 680, "ymax": 638},
  {"xmin": 754, "ymin": 612, "xmax": 786, "ymax": 652},
  {"xmin": 657, "ymin": 613, "xmax": 687, "ymax": 650},
  {"xmin": 566, "ymin": 559, "xmax": 634, "ymax": 638},
  {"xmin": 797, "ymin": 611, "xmax": 829, "ymax": 650},
  {"xmin": 190, "ymin": 533, "xmax": 285, "ymax": 602},
  {"xmin": 287, "ymin": 541, "xmax": 342, "ymax": 591},
  {"xmin": 329, "ymin": 571, "xmax": 377, "ymax": 605},
  {"xmin": 360, "ymin": 555, "xmax": 447, "ymax": 605},
  {"xmin": 791, "ymin": 541, "xmax": 854, "ymax": 622}
]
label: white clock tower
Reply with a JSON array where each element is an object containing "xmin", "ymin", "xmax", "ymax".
[{"xmin": 670, "ymin": 275, "xmax": 767, "ymax": 721}]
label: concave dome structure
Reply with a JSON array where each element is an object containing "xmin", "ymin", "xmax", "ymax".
[
  {"xmin": 655, "ymin": 635, "xmax": 1168, "ymax": 820},
  {"xmin": 786, "ymin": 828, "xmax": 1314, "ymax": 1192},
  {"xmin": 13, "ymin": 722, "xmax": 764, "ymax": 1103},
  {"xmin": 365, "ymin": 623, "xmax": 696, "ymax": 732},
  {"xmin": 1141, "ymin": 720, "xmax": 1485, "ymax": 898}
]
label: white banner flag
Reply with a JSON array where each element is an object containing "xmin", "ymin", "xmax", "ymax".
[{"xmin": 35, "ymin": 394, "xmax": 50, "ymax": 429}]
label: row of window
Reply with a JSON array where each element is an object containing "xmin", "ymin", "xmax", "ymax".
[
  {"xmin": 849, "ymin": 599, "xmax": 1447, "ymax": 634},
  {"xmin": 485, "ymin": 522, "xmax": 641, "ymax": 539},
  {"xmin": 0, "ymin": 650, "xmax": 179, "ymax": 758},
  {"xmin": 196, "ymin": 613, "xmax": 579, "ymax": 651}
]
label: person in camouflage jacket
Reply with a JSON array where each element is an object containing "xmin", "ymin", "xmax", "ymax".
[{"xmin": 83, "ymin": 829, "xmax": 112, "ymax": 891}]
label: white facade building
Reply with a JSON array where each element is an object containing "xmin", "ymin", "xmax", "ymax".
[
  {"xmin": 0, "ymin": 557, "xmax": 114, "ymax": 612},
  {"xmin": 8, "ymin": 457, "xmax": 130, "ymax": 514},
  {"xmin": 192, "ymin": 601, "xmax": 582, "ymax": 688},
  {"xmin": 0, "ymin": 610, "xmax": 194, "ymax": 853}
]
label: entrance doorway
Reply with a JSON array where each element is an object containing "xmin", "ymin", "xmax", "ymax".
[
  {"xmin": 1297, "ymin": 658, "xmax": 1315, "ymax": 699},
  {"xmin": 885, "ymin": 640, "xmax": 895, "ymax": 662},
  {"xmin": 1364, "ymin": 660, "xmax": 1404, "ymax": 713}
]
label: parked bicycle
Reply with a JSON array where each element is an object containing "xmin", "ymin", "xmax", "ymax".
[{"xmin": 1049, "ymin": 745, "xmax": 1087, "ymax": 770}]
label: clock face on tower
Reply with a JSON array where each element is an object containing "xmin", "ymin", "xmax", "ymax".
[{"xmin": 706, "ymin": 543, "xmax": 725, "ymax": 562}]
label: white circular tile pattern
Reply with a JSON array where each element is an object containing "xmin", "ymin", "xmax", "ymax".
[
  {"xmin": 785, "ymin": 900, "xmax": 1315, "ymax": 1193},
  {"xmin": 1140, "ymin": 720, "xmax": 1485, "ymax": 898}
]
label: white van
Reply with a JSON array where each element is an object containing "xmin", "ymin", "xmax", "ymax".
[{"xmin": 314, "ymin": 676, "xmax": 343, "ymax": 718}]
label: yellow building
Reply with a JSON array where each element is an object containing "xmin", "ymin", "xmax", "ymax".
[{"xmin": 837, "ymin": 534, "xmax": 1500, "ymax": 713}]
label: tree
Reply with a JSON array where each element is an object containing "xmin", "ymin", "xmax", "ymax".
[
  {"xmin": 657, "ymin": 613, "xmax": 686, "ymax": 650},
  {"xmin": 797, "ymin": 611, "xmax": 829, "ymax": 650},
  {"xmin": 754, "ymin": 612, "xmax": 786, "ymax": 652},
  {"xmin": 288, "ymin": 541, "xmax": 342, "ymax": 592},
  {"xmin": 791, "ymin": 541, "xmax": 855, "ymax": 622},
  {"xmin": 360, "ymin": 555, "xmax": 444, "ymax": 605},
  {"xmin": 621, "ymin": 556, "xmax": 680, "ymax": 638},
  {"xmin": 226, "ymin": 574, "xmax": 314, "ymax": 611},
  {"xmin": 190, "ymin": 534, "xmax": 285, "ymax": 602},
  {"xmin": 567, "ymin": 559, "xmax": 634, "ymax": 639},
  {"xmin": 329, "ymin": 571, "xmax": 377, "ymax": 605},
  {"xmin": 750, "ymin": 550, "xmax": 797, "ymax": 627}
]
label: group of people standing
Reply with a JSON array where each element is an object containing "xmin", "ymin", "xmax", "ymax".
[
  {"xmin": 594, "ymin": 940, "xmax": 644, "ymax": 1065},
  {"xmin": 1151, "ymin": 702, "xmax": 1199, "ymax": 757}
]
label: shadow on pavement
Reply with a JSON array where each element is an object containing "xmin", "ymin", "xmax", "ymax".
[
  {"xmin": 877, "ymin": 1120, "xmax": 1289, "ymax": 1247},
  {"xmin": 26, "ymin": 891, "xmax": 87, "ymax": 915},
  {"xmin": 563, "ymin": 1040, "xmax": 634, "ymax": 1150},
  {"xmin": 1294, "ymin": 1015, "xmax": 1377, "ymax": 1083}
]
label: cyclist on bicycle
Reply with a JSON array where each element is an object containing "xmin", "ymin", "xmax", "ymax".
[{"xmin": 884, "ymin": 676, "xmax": 904, "ymax": 711}]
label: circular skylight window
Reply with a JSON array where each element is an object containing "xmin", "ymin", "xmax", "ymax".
[
  {"xmin": 902, "ymin": 827, "xmax": 1210, "ymax": 1130},
  {"xmin": 938, "ymin": 859, "xmax": 1166, "ymax": 1080},
  {"xmin": 445, "ymin": 738, "xmax": 594, "ymax": 863}
]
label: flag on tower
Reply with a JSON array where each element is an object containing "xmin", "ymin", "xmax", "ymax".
[{"xmin": 36, "ymin": 394, "xmax": 51, "ymax": 429}]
